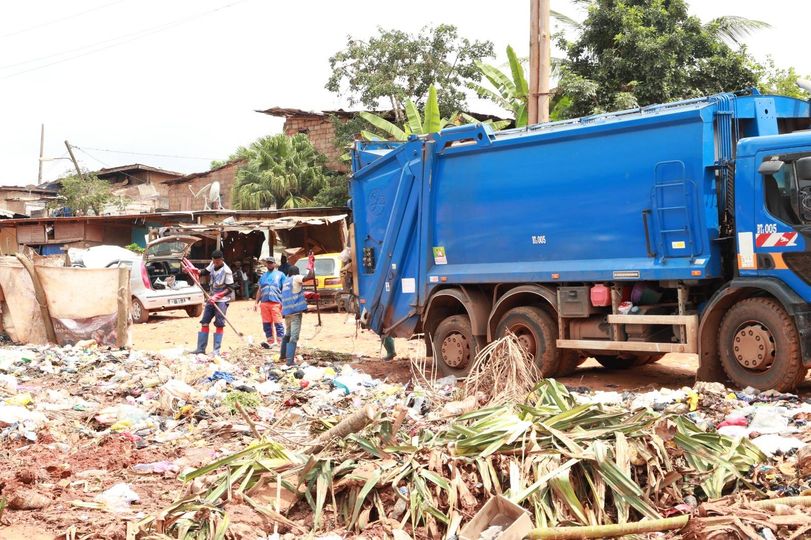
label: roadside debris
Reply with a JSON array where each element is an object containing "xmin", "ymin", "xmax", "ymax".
[{"xmin": 0, "ymin": 335, "xmax": 808, "ymax": 538}]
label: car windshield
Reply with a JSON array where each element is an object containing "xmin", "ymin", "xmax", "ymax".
[
  {"xmin": 145, "ymin": 240, "xmax": 193, "ymax": 259},
  {"xmin": 295, "ymin": 258, "xmax": 336, "ymax": 276}
]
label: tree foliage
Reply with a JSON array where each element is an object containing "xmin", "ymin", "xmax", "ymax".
[
  {"xmin": 469, "ymin": 45, "xmax": 530, "ymax": 127},
  {"xmin": 52, "ymin": 172, "xmax": 119, "ymax": 216},
  {"xmin": 754, "ymin": 56, "xmax": 810, "ymax": 99},
  {"xmin": 326, "ymin": 24, "xmax": 493, "ymax": 120},
  {"xmin": 553, "ymin": 0, "xmax": 765, "ymax": 118},
  {"xmin": 231, "ymin": 134, "xmax": 333, "ymax": 210},
  {"xmin": 358, "ymin": 84, "xmax": 510, "ymax": 141}
]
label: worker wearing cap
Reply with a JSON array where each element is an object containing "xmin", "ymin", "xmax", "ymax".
[
  {"xmin": 255, "ymin": 256, "xmax": 286, "ymax": 348},
  {"xmin": 279, "ymin": 265, "xmax": 313, "ymax": 366},
  {"xmin": 193, "ymin": 249, "xmax": 238, "ymax": 355}
]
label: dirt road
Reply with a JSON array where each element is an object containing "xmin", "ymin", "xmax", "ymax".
[{"xmin": 132, "ymin": 300, "xmax": 811, "ymax": 393}]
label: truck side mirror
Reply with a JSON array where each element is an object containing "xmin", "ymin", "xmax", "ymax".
[
  {"xmin": 758, "ymin": 160, "xmax": 784, "ymax": 175},
  {"xmin": 796, "ymin": 157, "xmax": 811, "ymax": 180}
]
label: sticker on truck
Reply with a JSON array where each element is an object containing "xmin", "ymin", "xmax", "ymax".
[
  {"xmin": 432, "ymin": 247, "xmax": 447, "ymax": 265},
  {"xmin": 755, "ymin": 232, "xmax": 797, "ymax": 247},
  {"xmin": 737, "ymin": 232, "xmax": 756, "ymax": 270},
  {"xmin": 401, "ymin": 278, "xmax": 416, "ymax": 293}
]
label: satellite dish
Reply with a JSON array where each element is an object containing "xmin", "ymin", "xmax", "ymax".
[
  {"xmin": 208, "ymin": 181, "xmax": 221, "ymax": 209},
  {"xmin": 798, "ymin": 79, "xmax": 811, "ymax": 94}
]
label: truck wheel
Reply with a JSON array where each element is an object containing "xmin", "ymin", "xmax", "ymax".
[
  {"xmin": 495, "ymin": 306, "xmax": 561, "ymax": 376},
  {"xmin": 718, "ymin": 297, "xmax": 807, "ymax": 392},
  {"xmin": 433, "ymin": 315, "xmax": 476, "ymax": 377},
  {"xmin": 186, "ymin": 304, "xmax": 204, "ymax": 318},
  {"xmin": 131, "ymin": 298, "xmax": 149, "ymax": 324}
]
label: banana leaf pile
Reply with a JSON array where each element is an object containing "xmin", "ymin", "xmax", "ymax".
[{"xmin": 138, "ymin": 380, "xmax": 767, "ymax": 539}]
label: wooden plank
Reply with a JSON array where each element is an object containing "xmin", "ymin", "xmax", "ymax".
[
  {"xmin": 557, "ymin": 338, "xmax": 696, "ymax": 354},
  {"xmin": 607, "ymin": 314, "xmax": 698, "ymax": 325},
  {"xmin": 54, "ymin": 221, "xmax": 84, "ymax": 240},
  {"xmin": 17, "ymin": 224, "xmax": 46, "ymax": 244}
]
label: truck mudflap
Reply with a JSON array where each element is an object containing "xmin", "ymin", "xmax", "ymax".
[{"xmin": 698, "ymin": 277, "xmax": 811, "ymax": 384}]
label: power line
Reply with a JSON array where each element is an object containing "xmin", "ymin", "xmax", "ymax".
[
  {"xmin": 76, "ymin": 145, "xmax": 216, "ymax": 161},
  {"xmin": 0, "ymin": 0, "xmax": 250, "ymax": 79},
  {"xmin": 0, "ymin": 0, "xmax": 127, "ymax": 39}
]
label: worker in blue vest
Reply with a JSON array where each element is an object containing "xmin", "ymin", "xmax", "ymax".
[
  {"xmin": 255, "ymin": 256, "xmax": 286, "ymax": 348},
  {"xmin": 193, "ymin": 250, "xmax": 238, "ymax": 355},
  {"xmin": 279, "ymin": 265, "xmax": 313, "ymax": 366}
]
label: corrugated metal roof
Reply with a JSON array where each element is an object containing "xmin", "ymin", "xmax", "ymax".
[
  {"xmin": 0, "ymin": 207, "xmax": 348, "ymax": 226},
  {"xmin": 96, "ymin": 163, "xmax": 184, "ymax": 178},
  {"xmin": 162, "ymin": 159, "xmax": 247, "ymax": 186}
]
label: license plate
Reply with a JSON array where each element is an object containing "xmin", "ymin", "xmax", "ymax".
[{"xmin": 168, "ymin": 297, "xmax": 190, "ymax": 305}]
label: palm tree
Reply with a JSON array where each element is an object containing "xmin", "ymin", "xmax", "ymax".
[{"xmin": 231, "ymin": 134, "xmax": 330, "ymax": 210}]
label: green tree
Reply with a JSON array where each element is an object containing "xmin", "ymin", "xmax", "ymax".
[
  {"xmin": 52, "ymin": 172, "xmax": 119, "ymax": 216},
  {"xmin": 359, "ymin": 84, "xmax": 449, "ymax": 140},
  {"xmin": 231, "ymin": 134, "xmax": 332, "ymax": 209},
  {"xmin": 359, "ymin": 84, "xmax": 510, "ymax": 141},
  {"xmin": 553, "ymin": 0, "xmax": 767, "ymax": 118},
  {"xmin": 326, "ymin": 24, "xmax": 493, "ymax": 121},
  {"xmin": 754, "ymin": 56, "xmax": 810, "ymax": 99},
  {"xmin": 469, "ymin": 45, "xmax": 530, "ymax": 127}
]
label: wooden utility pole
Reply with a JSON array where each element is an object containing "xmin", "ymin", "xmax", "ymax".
[
  {"xmin": 37, "ymin": 124, "xmax": 45, "ymax": 185},
  {"xmin": 529, "ymin": 0, "xmax": 551, "ymax": 124},
  {"xmin": 64, "ymin": 140, "xmax": 85, "ymax": 181}
]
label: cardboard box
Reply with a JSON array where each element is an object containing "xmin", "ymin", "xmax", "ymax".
[{"xmin": 459, "ymin": 495, "xmax": 533, "ymax": 540}]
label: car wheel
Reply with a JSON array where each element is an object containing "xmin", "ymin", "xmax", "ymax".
[
  {"xmin": 131, "ymin": 298, "xmax": 149, "ymax": 324},
  {"xmin": 186, "ymin": 304, "xmax": 204, "ymax": 318}
]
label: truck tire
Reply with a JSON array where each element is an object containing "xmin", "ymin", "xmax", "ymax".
[
  {"xmin": 433, "ymin": 315, "xmax": 477, "ymax": 377},
  {"xmin": 495, "ymin": 306, "xmax": 562, "ymax": 377},
  {"xmin": 718, "ymin": 297, "xmax": 807, "ymax": 392},
  {"xmin": 131, "ymin": 298, "xmax": 149, "ymax": 324},
  {"xmin": 186, "ymin": 304, "xmax": 204, "ymax": 318}
]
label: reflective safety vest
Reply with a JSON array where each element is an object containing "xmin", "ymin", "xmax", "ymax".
[
  {"xmin": 281, "ymin": 278, "xmax": 308, "ymax": 316},
  {"xmin": 259, "ymin": 270, "xmax": 285, "ymax": 303}
]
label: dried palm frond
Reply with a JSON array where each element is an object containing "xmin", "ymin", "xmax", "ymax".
[{"xmin": 465, "ymin": 333, "xmax": 540, "ymax": 405}]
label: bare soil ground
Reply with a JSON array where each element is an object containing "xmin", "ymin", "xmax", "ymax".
[{"xmin": 132, "ymin": 300, "xmax": 811, "ymax": 394}]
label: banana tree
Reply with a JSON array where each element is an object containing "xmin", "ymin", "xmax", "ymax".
[
  {"xmin": 359, "ymin": 85, "xmax": 452, "ymax": 141},
  {"xmin": 360, "ymin": 84, "xmax": 509, "ymax": 141},
  {"xmin": 468, "ymin": 45, "xmax": 529, "ymax": 128}
]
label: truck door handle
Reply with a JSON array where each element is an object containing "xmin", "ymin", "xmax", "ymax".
[{"xmin": 642, "ymin": 210, "xmax": 655, "ymax": 257}]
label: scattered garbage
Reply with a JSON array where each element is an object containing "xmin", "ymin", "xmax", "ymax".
[
  {"xmin": 0, "ymin": 336, "xmax": 809, "ymax": 539},
  {"xmin": 94, "ymin": 483, "xmax": 140, "ymax": 513}
]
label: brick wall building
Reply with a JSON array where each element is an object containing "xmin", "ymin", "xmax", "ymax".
[
  {"xmin": 161, "ymin": 159, "xmax": 245, "ymax": 211},
  {"xmin": 259, "ymin": 108, "xmax": 351, "ymax": 173}
]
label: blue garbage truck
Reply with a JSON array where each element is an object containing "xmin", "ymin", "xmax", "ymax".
[{"xmin": 349, "ymin": 89, "xmax": 811, "ymax": 391}]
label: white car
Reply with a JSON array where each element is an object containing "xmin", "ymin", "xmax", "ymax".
[{"xmin": 79, "ymin": 236, "xmax": 205, "ymax": 323}]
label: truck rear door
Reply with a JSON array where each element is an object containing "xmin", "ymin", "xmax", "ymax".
[{"xmin": 351, "ymin": 140, "xmax": 426, "ymax": 337}]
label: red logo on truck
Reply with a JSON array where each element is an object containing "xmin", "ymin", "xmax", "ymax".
[{"xmin": 755, "ymin": 232, "xmax": 798, "ymax": 247}]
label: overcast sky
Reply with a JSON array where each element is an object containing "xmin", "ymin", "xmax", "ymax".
[{"xmin": 0, "ymin": 0, "xmax": 807, "ymax": 186}]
